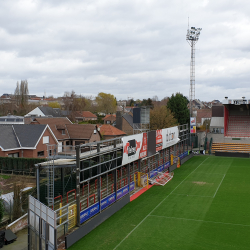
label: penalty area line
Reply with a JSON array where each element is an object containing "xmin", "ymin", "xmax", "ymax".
[{"xmin": 113, "ymin": 157, "xmax": 209, "ymax": 250}]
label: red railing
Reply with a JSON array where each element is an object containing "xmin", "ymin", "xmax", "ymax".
[
  {"xmin": 52, "ymin": 195, "xmax": 62, "ymax": 210},
  {"xmin": 108, "ymin": 173, "xmax": 113, "ymax": 181},
  {"xmin": 95, "ymin": 178, "xmax": 103, "ymax": 189},
  {"xmin": 82, "ymin": 183, "xmax": 90, "ymax": 195},
  {"xmin": 87, "ymin": 194, "xmax": 96, "ymax": 207},
  {"xmin": 101, "ymin": 188, "xmax": 107, "ymax": 199},
  {"xmin": 67, "ymin": 189, "xmax": 76, "ymax": 203}
]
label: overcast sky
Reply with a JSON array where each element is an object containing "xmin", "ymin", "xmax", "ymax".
[{"xmin": 0, "ymin": 0, "xmax": 250, "ymax": 101}]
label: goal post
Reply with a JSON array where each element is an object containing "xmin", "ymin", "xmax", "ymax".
[
  {"xmin": 149, "ymin": 171, "xmax": 174, "ymax": 186},
  {"xmin": 137, "ymin": 172, "xmax": 149, "ymax": 189}
]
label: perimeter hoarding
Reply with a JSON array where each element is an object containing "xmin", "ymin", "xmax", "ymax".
[{"xmin": 122, "ymin": 133, "xmax": 147, "ymax": 165}]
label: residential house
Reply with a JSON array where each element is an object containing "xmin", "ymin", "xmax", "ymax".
[
  {"xmin": 71, "ymin": 111, "xmax": 97, "ymax": 122},
  {"xmin": 196, "ymin": 109, "xmax": 212, "ymax": 127},
  {"xmin": 66, "ymin": 124, "xmax": 101, "ymax": 145},
  {"xmin": 0, "ymin": 114, "xmax": 24, "ymax": 124},
  {"xmin": 32, "ymin": 117, "xmax": 100, "ymax": 151},
  {"xmin": 116, "ymin": 112, "xmax": 133, "ymax": 135},
  {"xmin": 102, "ymin": 114, "xmax": 116, "ymax": 125},
  {"xmin": 0, "ymin": 124, "xmax": 58, "ymax": 158},
  {"xmin": 98, "ymin": 124, "xmax": 126, "ymax": 140},
  {"xmin": 25, "ymin": 106, "xmax": 63, "ymax": 118}
]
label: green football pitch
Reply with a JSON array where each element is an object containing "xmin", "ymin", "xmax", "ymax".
[{"xmin": 69, "ymin": 155, "xmax": 250, "ymax": 250}]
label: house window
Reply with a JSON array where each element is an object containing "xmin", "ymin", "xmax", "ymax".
[
  {"xmin": 37, "ymin": 151, "xmax": 44, "ymax": 157},
  {"xmin": 43, "ymin": 136, "xmax": 49, "ymax": 144},
  {"xmin": 62, "ymin": 130, "xmax": 65, "ymax": 135},
  {"xmin": 8, "ymin": 153, "xmax": 19, "ymax": 158},
  {"xmin": 107, "ymin": 121, "xmax": 110, "ymax": 124}
]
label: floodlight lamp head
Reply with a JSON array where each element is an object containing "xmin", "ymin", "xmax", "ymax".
[{"xmin": 186, "ymin": 26, "xmax": 202, "ymax": 42}]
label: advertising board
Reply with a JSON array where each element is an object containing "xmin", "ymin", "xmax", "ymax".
[
  {"xmin": 156, "ymin": 129, "xmax": 163, "ymax": 152},
  {"xmin": 122, "ymin": 133, "xmax": 147, "ymax": 165},
  {"xmin": 80, "ymin": 203, "xmax": 100, "ymax": 224},
  {"xmin": 117, "ymin": 185, "xmax": 129, "ymax": 200},
  {"xmin": 162, "ymin": 126, "xmax": 179, "ymax": 149}
]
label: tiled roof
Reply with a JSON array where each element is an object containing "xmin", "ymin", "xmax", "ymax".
[
  {"xmin": 13, "ymin": 125, "xmax": 47, "ymax": 147},
  {"xmin": 0, "ymin": 126, "xmax": 19, "ymax": 149},
  {"xmin": 66, "ymin": 124, "xmax": 97, "ymax": 139},
  {"xmin": 75, "ymin": 111, "xmax": 97, "ymax": 118},
  {"xmin": 123, "ymin": 114, "xmax": 133, "ymax": 127},
  {"xmin": 39, "ymin": 106, "xmax": 62, "ymax": 117},
  {"xmin": 0, "ymin": 124, "xmax": 47, "ymax": 150},
  {"xmin": 102, "ymin": 114, "xmax": 116, "ymax": 120},
  {"xmin": 33, "ymin": 117, "xmax": 72, "ymax": 140},
  {"xmin": 98, "ymin": 125, "xmax": 126, "ymax": 136}
]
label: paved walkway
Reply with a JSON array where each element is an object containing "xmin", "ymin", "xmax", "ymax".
[{"xmin": 4, "ymin": 228, "xmax": 27, "ymax": 250}]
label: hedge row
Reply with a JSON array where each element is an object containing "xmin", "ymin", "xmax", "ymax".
[{"xmin": 0, "ymin": 157, "xmax": 47, "ymax": 173}]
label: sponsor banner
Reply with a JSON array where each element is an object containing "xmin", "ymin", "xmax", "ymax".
[
  {"xmin": 117, "ymin": 185, "xmax": 129, "ymax": 200},
  {"xmin": 130, "ymin": 181, "xmax": 135, "ymax": 192},
  {"xmin": 80, "ymin": 203, "xmax": 100, "ymax": 224},
  {"xmin": 150, "ymin": 165, "xmax": 164, "ymax": 178},
  {"xmin": 162, "ymin": 126, "xmax": 180, "ymax": 150},
  {"xmin": 190, "ymin": 125, "xmax": 196, "ymax": 134},
  {"xmin": 190, "ymin": 117, "xmax": 196, "ymax": 134},
  {"xmin": 139, "ymin": 133, "xmax": 148, "ymax": 159},
  {"xmin": 190, "ymin": 117, "xmax": 196, "ymax": 126},
  {"xmin": 164, "ymin": 161, "xmax": 170, "ymax": 170},
  {"xmin": 122, "ymin": 133, "xmax": 147, "ymax": 165},
  {"xmin": 179, "ymin": 152, "xmax": 188, "ymax": 159},
  {"xmin": 150, "ymin": 169, "xmax": 158, "ymax": 178},
  {"xmin": 101, "ymin": 193, "xmax": 116, "ymax": 210},
  {"xmin": 156, "ymin": 129, "xmax": 163, "ymax": 152},
  {"xmin": 157, "ymin": 165, "xmax": 164, "ymax": 172}
]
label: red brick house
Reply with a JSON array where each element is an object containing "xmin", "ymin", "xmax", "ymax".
[
  {"xmin": 102, "ymin": 114, "xmax": 116, "ymax": 125},
  {"xmin": 116, "ymin": 112, "xmax": 133, "ymax": 135},
  {"xmin": 98, "ymin": 124, "xmax": 126, "ymax": 140},
  {"xmin": 196, "ymin": 109, "xmax": 212, "ymax": 127},
  {"xmin": 32, "ymin": 117, "xmax": 101, "ymax": 150},
  {"xmin": 0, "ymin": 124, "xmax": 58, "ymax": 158},
  {"xmin": 72, "ymin": 111, "xmax": 97, "ymax": 122}
]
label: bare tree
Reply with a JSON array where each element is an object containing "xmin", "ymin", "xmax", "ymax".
[{"xmin": 14, "ymin": 80, "xmax": 29, "ymax": 108}]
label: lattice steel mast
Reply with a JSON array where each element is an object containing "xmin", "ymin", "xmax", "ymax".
[{"xmin": 186, "ymin": 25, "xmax": 202, "ymax": 116}]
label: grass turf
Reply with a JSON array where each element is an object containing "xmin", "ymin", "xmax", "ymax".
[{"xmin": 69, "ymin": 156, "xmax": 250, "ymax": 250}]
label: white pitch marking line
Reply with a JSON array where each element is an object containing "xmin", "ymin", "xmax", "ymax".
[
  {"xmin": 213, "ymin": 174, "xmax": 226, "ymax": 198},
  {"xmin": 113, "ymin": 157, "xmax": 210, "ymax": 250},
  {"xmin": 193, "ymin": 172, "xmax": 225, "ymax": 175},
  {"xmin": 173, "ymin": 193, "xmax": 213, "ymax": 198},
  {"xmin": 149, "ymin": 215, "xmax": 250, "ymax": 228}
]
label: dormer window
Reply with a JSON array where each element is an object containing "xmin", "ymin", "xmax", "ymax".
[{"xmin": 62, "ymin": 130, "xmax": 65, "ymax": 135}]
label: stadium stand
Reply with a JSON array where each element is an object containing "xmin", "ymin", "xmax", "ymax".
[
  {"xmin": 226, "ymin": 115, "xmax": 250, "ymax": 137},
  {"xmin": 211, "ymin": 142, "xmax": 250, "ymax": 154}
]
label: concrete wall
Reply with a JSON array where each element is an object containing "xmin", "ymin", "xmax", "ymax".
[
  {"xmin": 207, "ymin": 133, "xmax": 250, "ymax": 144},
  {"xmin": 6, "ymin": 213, "xmax": 27, "ymax": 233}
]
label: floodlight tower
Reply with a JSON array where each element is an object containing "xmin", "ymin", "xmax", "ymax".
[{"xmin": 186, "ymin": 26, "xmax": 202, "ymax": 116}]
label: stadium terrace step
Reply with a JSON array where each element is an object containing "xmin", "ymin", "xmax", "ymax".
[{"xmin": 212, "ymin": 142, "xmax": 250, "ymax": 154}]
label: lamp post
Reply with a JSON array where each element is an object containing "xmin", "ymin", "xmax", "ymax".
[{"xmin": 186, "ymin": 25, "xmax": 202, "ymax": 147}]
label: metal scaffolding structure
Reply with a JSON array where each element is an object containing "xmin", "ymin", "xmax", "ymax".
[
  {"xmin": 133, "ymin": 106, "xmax": 150, "ymax": 134},
  {"xmin": 33, "ymin": 124, "xmax": 190, "ymax": 249}
]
